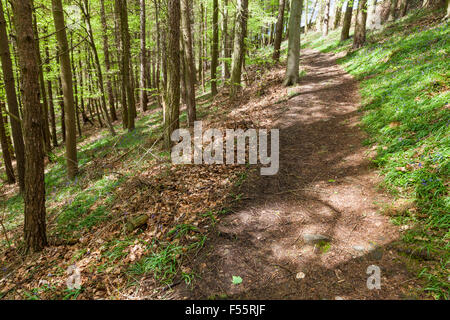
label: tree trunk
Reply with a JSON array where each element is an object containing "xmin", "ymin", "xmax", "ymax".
[
  {"xmin": 0, "ymin": 0, "xmax": 25, "ymax": 191},
  {"xmin": 52, "ymin": 0, "xmax": 78, "ymax": 179},
  {"xmin": 0, "ymin": 102, "xmax": 15, "ymax": 183},
  {"xmin": 12, "ymin": 0, "xmax": 47, "ymax": 252},
  {"xmin": 58, "ymin": 76, "xmax": 66, "ymax": 142},
  {"xmin": 353, "ymin": 0, "xmax": 368, "ymax": 49},
  {"xmin": 446, "ymin": 0, "xmax": 450, "ymax": 19},
  {"xmin": 100, "ymin": 0, "xmax": 118, "ymax": 121},
  {"xmin": 69, "ymin": 34, "xmax": 82, "ymax": 139},
  {"xmin": 284, "ymin": 0, "xmax": 303, "ymax": 86},
  {"xmin": 153, "ymin": 0, "xmax": 162, "ymax": 109},
  {"xmin": 398, "ymin": 0, "xmax": 408, "ymax": 17},
  {"xmin": 388, "ymin": 0, "xmax": 398, "ymax": 21},
  {"xmin": 113, "ymin": 1, "xmax": 128, "ymax": 129},
  {"xmin": 211, "ymin": 0, "xmax": 219, "ymax": 96},
  {"xmin": 31, "ymin": 5, "xmax": 51, "ymax": 155},
  {"xmin": 44, "ymin": 43, "xmax": 58, "ymax": 147},
  {"xmin": 164, "ymin": 0, "xmax": 181, "ymax": 150},
  {"xmin": 230, "ymin": 0, "xmax": 249, "ymax": 97},
  {"xmin": 341, "ymin": 0, "xmax": 354, "ymax": 41},
  {"xmin": 81, "ymin": 0, "xmax": 116, "ymax": 136},
  {"xmin": 333, "ymin": 0, "xmax": 343, "ymax": 29},
  {"xmin": 117, "ymin": 0, "xmax": 135, "ymax": 131},
  {"xmin": 322, "ymin": 0, "xmax": 330, "ymax": 36},
  {"xmin": 305, "ymin": 0, "xmax": 309, "ymax": 33},
  {"xmin": 272, "ymin": 0, "xmax": 286, "ymax": 61},
  {"xmin": 181, "ymin": 0, "xmax": 197, "ymax": 127},
  {"xmin": 139, "ymin": 0, "xmax": 148, "ymax": 112},
  {"xmin": 221, "ymin": 0, "xmax": 230, "ymax": 80}
]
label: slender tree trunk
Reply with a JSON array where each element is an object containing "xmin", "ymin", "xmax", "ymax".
[
  {"xmin": 0, "ymin": 0, "xmax": 25, "ymax": 191},
  {"xmin": 309, "ymin": 0, "xmax": 319, "ymax": 27},
  {"xmin": 52, "ymin": 0, "xmax": 78, "ymax": 179},
  {"xmin": 100, "ymin": 0, "xmax": 118, "ymax": 121},
  {"xmin": 284, "ymin": 0, "xmax": 303, "ymax": 86},
  {"xmin": 81, "ymin": 0, "xmax": 116, "ymax": 136},
  {"xmin": 58, "ymin": 76, "xmax": 66, "ymax": 142},
  {"xmin": 69, "ymin": 33, "xmax": 82, "ymax": 139},
  {"xmin": 117, "ymin": 0, "xmax": 135, "ymax": 131},
  {"xmin": 164, "ymin": 0, "xmax": 181, "ymax": 149},
  {"xmin": 333, "ymin": 0, "xmax": 343, "ymax": 29},
  {"xmin": 211, "ymin": 0, "xmax": 219, "ymax": 96},
  {"xmin": 322, "ymin": 0, "xmax": 330, "ymax": 36},
  {"xmin": 305, "ymin": 0, "xmax": 309, "ymax": 33},
  {"xmin": 32, "ymin": 6, "xmax": 51, "ymax": 155},
  {"xmin": 44, "ymin": 40, "xmax": 58, "ymax": 147},
  {"xmin": 221, "ymin": 0, "xmax": 230, "ymax": 80},
  {"xmin": 446, "ymin": 0, "xmax": 450, "ymax": 19},
  {"xmin": 139, "ymin": 0, "xmax": 148, "ymax": 111},
  {"xmin": 0, "ymin": 102, "xmax": 15, "ymax": 183},
  {"xmin": 353, "ymin": 0, "xmax": 368, "ymax": 49},
  {"xmin": 153, "ymin": 0, "xmax": 162, "ymax": 109},
  {"xmin": 388, "ymin": 0, "xmax": 398, "ymax": 21},
  {"xmin": 181, "ymin": 0, "xmax": 197, "ymax": 127},
  {"xmin": 341, "ymin": 0, "xmax": 354, "ymax": 41},
  {"xmin": 230, "ymin": 0, "xmax": 249, "ymax": 97},
  {"xmin": 317, "ymin": 0, "xmax": 325, "ymax": 31},
  {"xmin": 200, "ymin": 3, "xmax": 205, "ymax": 92},
  {"xmin": 272, "ymin": 0, "xmax": 286, "ymax": 61},
  {"xmin": 398, "ymin": 0, "xmax": 408, "ymax": 17},
  {"xmin": 113, "ymin": 1, "xmax": 128, "ymax": 129},
  {"xmin": 47, "ymin": 78, "xmax": 58, "ymax": 147},
  {"xmin": 12, "ymin": 0, "xmax": 47, "ymax": 252}
]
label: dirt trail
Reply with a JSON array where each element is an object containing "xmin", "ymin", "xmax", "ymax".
[{"xmin": 176, "ymin": 49, "xmax": 421, "ymax": 300}]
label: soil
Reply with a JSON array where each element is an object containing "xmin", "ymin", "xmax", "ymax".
[{"xmin": 174, "ymin": 49, "xmax": 424, "ymax": 300}]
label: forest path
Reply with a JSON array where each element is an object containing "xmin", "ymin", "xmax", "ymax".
[{"xmin": 175, "ymin": 49, "xmax": 420, "ymax": 300}]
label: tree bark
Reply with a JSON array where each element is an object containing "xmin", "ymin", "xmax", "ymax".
[
  {"xmin": 322, "ymin": 0, "xmax": 330, "ymax": 36},
  {"xmin": 341, "ymin": 0, "xmax": 354, "ymax": 41},
  {"xmin": 333, "ymin": 0, "xmax": 343, "ymax": 29},
  {"xmin": 0, "ymin": 0, "xmax": 25, "ymax": 191},
  {"xmin": 80, "ymin": 0, "xmax": 116, "ymax": 136},
  {"xmin": 139, "ymin": 0, "xmax": 148, "ymax": 111},
  {"xmin": 100, "ymin": 0, "xmax": 118, "ymax": 121},
  {"xmin": 12, "ymin": 0, "xmax": 47, "ymax": 252},
  {"xmin": 44, "ymin": 43, "xmax": 58, "ymax": 147},
  {"xmin": 353, "ymin": 0, "xmax": 368, "ymax": 49},
  {"xmin": 31, "ymin": 4, "xmax": 51, "ymax": 155},
  {"xmin": 52, "ymin": 0, "xmax": 78, "ymax": 179},
  {"xmin": 398, "ymin": 0, "xmax": 408, "ymax": 17},
  {"xmin": 446, "ymin": 0, "xmax": 450, "ymax": 19},
  {"xmin": 284, "ymin": 0, "xmax": 303, "ymax": 86},
  {"xmin": 272, "ymin": 0, "xmax": 286, "ymax": 61},
  {"xmin": 0, "ymin": 102, "xmax": 15, "ymax": 183},
  {"xmin": 221, "ymin": 0, "xmax": 230, "ymax": 80},
  {"xmin": 164, "ymin": 0, "xmax": 180, "ymax": 149},
  {"xmin": 211, "ymin": 0, "xmax": 219, "ymax": 96},
  {"xmin": 117, "ymin": 0, "xmax": 135, "ymax": 131},
  {"xmin": 230, "ymin": 0, "xmax": 249, "ymax": 97},
  {"xmin": 388, "ymin": 0, "xmax": 398, "ymax": 21},
  {"xmin": 181, "ymin": 0, "xmax": 197, "ymax": 127}
]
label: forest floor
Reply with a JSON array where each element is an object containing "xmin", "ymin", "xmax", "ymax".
[{"xmin": 174, "ymin": 48, "xmax": 426, "ymax": 300}]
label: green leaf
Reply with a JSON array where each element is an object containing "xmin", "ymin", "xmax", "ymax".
[{"xmin": 232, "ymin": 276, "xmax": 243, "ymax": 285}]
